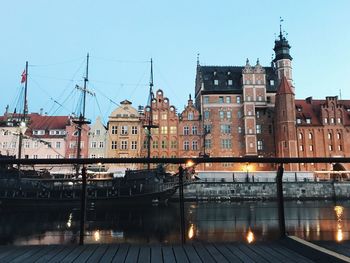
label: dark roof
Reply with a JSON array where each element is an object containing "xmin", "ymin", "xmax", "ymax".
[{"xmin": 198, "ymin": 65, "xmax": 277, "ymax": 93}]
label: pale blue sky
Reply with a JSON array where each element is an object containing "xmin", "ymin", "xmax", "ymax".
[{"xmin": 1, "ymin": 0, "xmax": 349, "ymax": 123}]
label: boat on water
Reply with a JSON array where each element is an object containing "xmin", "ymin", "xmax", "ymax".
[{"xmin": 0, "ymin": 57, "xmax": 192, "ymax": 206}]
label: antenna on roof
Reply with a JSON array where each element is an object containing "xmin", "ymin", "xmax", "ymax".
[
  {"xmin": 339, "ymin": 89, "xmax": 342, "ymax": 100},
  {"xmin": 279, "ymin": 16, "xmax": 284, "ymax": 39}
]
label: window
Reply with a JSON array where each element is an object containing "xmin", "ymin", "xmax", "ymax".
[
  {"xmin": 188, "ymin": 112, "xmax": 194, "ymax": 120},
  {"xmin": 204, "ymin": 125, "xmax": 212, "ymax": 133},
  {"xmin": 183, "ymin": 126, "xmax": 189, "ymax": 135},
  {"xmin": 299, "ymin": 133, "xmax": 303, "ymax": 140},
  {"xmin": 266, "ymin": 96, "xmax": 271, "ymax": 103},
  {"xmin": 33, "ymin": 155, "xmax": 38, "ymax": 159},
  {"xmin": 204, "ymin": 111, "xmax": 210, "ymax": 119},
  {"xmin": 143, "ymin": 140, "xmax": 148, "ymax": 149},
  {"xmin": 121, "ymin": 126, "xmax": 128, "ymax": 135},
  {"xmin": 238, "ymin": 127, "xmax": 242, "ymax": 133},
  {"xmin": 161, "ymin": 141, "xmax": 167, "ymax": 149},
  {"xmin": 121, "ymin": 141, "xmax": 128, "ymax": 150},
  {"xmin": 226, "ymin": 111, "xmax": 231, "ymax": 119},
  {"xmin": 257, "ymin": 141, "xmax": 263, "ymax": 150},
  {"xmin": 299, "ymin": 145, "xmax": 304, "ymax": 151},
  {"xmin": 131, "ymin": 141, "xmax": 137, "ymax": 150},
  {"xmin": 256, "ymin": 125, "xmax": 262, "ymax": 134},
  {"xmin": 330, "ymin": 118, "xmax": 334, "ymax": 124},
  {"xmin": 329, "ymin": 145, "xmax": 333, "ymax": 151},
  {"xmin": 227, "ymin": 79, "xmax": 233, "ymax": 86},
  {"xmin": 328, "ymin": 133, "xmax": 332, "ymax": 140},
  {"xmin": 248, "ymin": 111, "xmax": 252, "ymax": 116},
  {"xmin": 270, "ymin": 80, "xmax": 275, "ymax": 86},
  {"xmin": 34, "ymin": 141, "xmax": 39, "ymax": 148},
  {"xmin": 309, "ymin": 145, "xmax": 313, "ymax": 151},
  {"xmin": 192, "ymin": 126, "xmax": 198, "ymax": 135},
  {"xmin": 192, "ymin": 141, "xmax": 198, "ymax": 150},
  {"xmin": 184, "ymin": 141, "xmax": 189, "ymax": 150},
  {"xmin": 296, "ymin": 118, "xmax": 301, "ymax": 124},
  {"xmin": 152, "ymin": 114, "xmax": 158, "ymax": 120},
  {"xmin": 219, "ymin": 111, "xmax": 224, "ymax": 119},
  {"xmin": 203, "ymin": 96, "xmax": 209, "ymax": 104},
  {"xmin": 221, "ymin": 139, "xmax": 232, "ymax": 149},
  {"xmin": 214, "ymin": 79, "xmax": 219, "ymax": 85},
  {"xmin": 337, "ymin": 133, "xmax": 341, "ymax": 139},
  {"xmin": 161, "ymin": 113, "xmax": 167, "ymax": 120},
  {"xmin": 33, "ymin": 130, "xmax": 45, "ymax": 135},
  {"xmin": 152, "ymin": 141, "xmax": 158, "ymax": 149},
  {"xmin": 205, "ymin": 139, "xmax": 211, "ymax": 149},
  {"xmin": 249, "ymin": 128, "xmax": 253, "ymax": 134},
  {"xmin": 237, "ymin": 111, "xmax": 242, "ymax": 118},
  {"xmin": 257, "ymin": 96, "xmax": 263, "ymax": 101},
  {"xmin": 95, "ymin": 129, "xmax": 101, "ymax": 135},
  {"xmin": 53, "ymin": 141, "xmax": 60, "ymax": 149},
  {"xmin": 256, "ymin": 111, "xmax": 260, "ymax": 119},
  {"xmin": 306, "ymin": 118, "xmax": 311, "ymax": 124},
  {"xmin": 161, "ymin": 126, "xmax": 168, "ymax": 134},
  {"xmin": 337, "ymin": 118, "xmax": 341, "ymax": 124},
  {"xmin": 111, "ymin": 141, "xmax": 117, "ymax": 149},
  {"xmin": 338, "ymin": 145, "xmax": 343, "ymax": 151},
  {"xmin": 99, "ymin": 141, "xmax": 104, "ymax": 148},
  {"xmin": 219, "ymin": 96, "xmax": 224, "ymax": 103},
  {"xmin": 131, "ymin": 126, "xmax": 138, "ymax": 135},
  {"xmin": 170, "ymin": 126, "xmax": 177, "ymax": 134},
  {"xmin": 171, "ymin": 141, "xmax": 177, "ymax": 149},
  {"xmin": 220, "ymin": 124, "xmax": 231, "ymax": 134},
  {"xmin": 151, "ymin": 127, "xmax": 159, "ymax": 134},
  {"xmin": 69, "ymin": 141, "xmax": 76, "ymax": 149},
  {"xmin": 91, "ymin": 141, "xmax": 97, "ymax": 148},
  {"xmin": 324, "ymin": 118, "xmax": 328, "ymax": 124},
  {"xmin": 236, "ymin": 96, "xmax": 241, "ymax": 104},
  {"xmin": 246, "ymin": 96, "xmax": 251, "ymax": 102},
  {"xmin": 308, "ymin": 133, "xmax": 313, "ymax": 139},
  {"xmin": 24, "ymin": 141, "xmax": 30, "ymax": 148}
]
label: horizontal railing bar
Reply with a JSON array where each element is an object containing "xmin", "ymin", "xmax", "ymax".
[{"xmin": 1, "ymin": 157, "xmax": 350, "ymax": 165}]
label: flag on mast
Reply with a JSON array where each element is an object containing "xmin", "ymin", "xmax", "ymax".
[{"xmin": 21, "ymin": 70, "xmax": 26, "ymax": 83}]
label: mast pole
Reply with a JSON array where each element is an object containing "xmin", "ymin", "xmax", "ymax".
[
  {"xmin": 76, "ymin": 54, "xmax": 89, "ymax": 164},
  {"xmin": 18, "ymin": 61, "xmax": 28, "ymax": 163},
  {"xmin": 147, "ymin": 58, "xmax": 154, "ymax": 169}
]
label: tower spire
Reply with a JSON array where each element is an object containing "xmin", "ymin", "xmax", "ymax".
[{"xmin": 279, "ymin": 17, "xmax": 284, "ymax": 40}]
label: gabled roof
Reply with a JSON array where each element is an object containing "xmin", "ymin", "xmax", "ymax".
[
  {"xmin": 28, "ymin": 114, "xmax": 70, "ymax": 130},
  {"xmin": 276, "ymin": 76, "xmax": 294, "ymax": 95}
]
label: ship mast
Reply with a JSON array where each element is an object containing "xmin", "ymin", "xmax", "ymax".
[
  {"xmin": 74, "ymin": 54, "xmax": 92, "ymax": 174},
  {"xmin": 17, "ymin": 61, "xmax": 28, "ymax": 166},
  {"xmin": 144, "ymin": 59, "xmax": 157, "ymax": 170}
]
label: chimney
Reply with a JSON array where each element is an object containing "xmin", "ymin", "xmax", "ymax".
[
  {"xmin": 40, "ymin": 108, "xmax": 44, "ymax": 115},
  {"xmin": 306, "ymin": 97, "xmax": 313, "ymax": 104}
]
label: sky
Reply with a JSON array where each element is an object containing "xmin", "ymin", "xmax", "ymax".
[{"xmin": 1, "ymin": 0, "xmax": 350, "ymax": 124}]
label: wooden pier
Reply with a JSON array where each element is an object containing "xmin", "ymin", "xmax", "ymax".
[{"xmin": 0, "ymin": 237, "xmax": 349, "ymax": 262}]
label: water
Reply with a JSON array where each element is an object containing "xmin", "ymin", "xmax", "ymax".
[{"xmin": 0, "ymin": 200, "xmax": 349, "ymax": 245}]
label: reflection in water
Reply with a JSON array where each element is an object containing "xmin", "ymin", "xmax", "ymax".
[
  {"xmin": 0, "ymin": 201, "xmax": 349, "ymax": 245},
  {"xmin": 334, "ymin": 205, "xmax": 344, "ymax": 242},
  {"xmin": 246, "ymin": 228, "xmax": 255, "ymax": 243}
]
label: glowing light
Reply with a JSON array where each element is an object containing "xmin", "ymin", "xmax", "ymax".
[
  {"xmin": 186, "ymin": 160, "xmax": 195, "ymax": 167},
  {"xmin": 337, "ymin": 229, "xmax": 343, "ymax": 242},
  {"xmin": 334, "ymin": 206, "xmax": 344, "ymax": 219},
  {"xmin": 94, "ymin": 230, "xmax": 100, "ymax": 241},
  {"xmin": 66, "ymin": 213, "xmax": 72, "ymax": 228},
  {"xmin": 20, "ymin": 121, "xmax": 26, "ymax": 128},
  {"xmin": 188, "ymin": 224, "xmax": 195, "ymax": 239},
  {"xmin": 246, "ymin": 229, "xmax": 255, "ymax": 244}
]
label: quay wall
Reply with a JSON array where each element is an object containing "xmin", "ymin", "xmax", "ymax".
[{"xmin": 174, "ymin": 182, "xmax": 350, "ymax": 201}]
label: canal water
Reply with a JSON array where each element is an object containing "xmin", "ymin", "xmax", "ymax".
[{"xmin": 0, "ymin": 200, "xmax": 349, "ymax": 245}]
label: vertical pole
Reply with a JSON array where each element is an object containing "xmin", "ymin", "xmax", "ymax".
[
  {"xmin": 179, "ymin": 165, "xmax": 186, "ymax": 244},
  {"xmin": 79, "ymin": 166, "xmax": 87, "ymax": 245},
  {"xmin": 276, "ymin": 164, "xmax": 286, "ymax": 238}
]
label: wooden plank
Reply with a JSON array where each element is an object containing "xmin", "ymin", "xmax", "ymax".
[
  {"xmin": 247, "ymin": 244, "xmax": 285, "ymax": 263},
  {"xmin": 162, "ymin": 246, "xmax": 176, "ymax": 263},
  {"xmin": 172, "ymin": 245, "xmax": 189, "ymax": 263},
  {"xmin": 204, "ymin": 244, "xmax": 229, "ymax": 263},
  {"xmin": 138, "ymin": 246, "xmax": 151, "ymax": 263},
  {"xmin": 192, "ymin": 243, "xmax": 215, "ymax": 263},
  {"xmin": 315, "ymin": 241, "xmax": 350, "ymax": 257},
  {"xmin": 112, "ymin": 243, "xmax": 129, "ymax": 263},
  {"xmin": 237, "ymin": 244, "xmax": 269, "ymax": 263},
  {"xmin": 98, "ymin": 244, "xmax": 119, "ymax": 262},
  {"xmin": 73, "ymin": 244, "xmax": 98, "ymax": 262},
  {"xmin": 225, "ymin": 243, "xmax": 254, "ymax": 263},
  {"xmin": 125, "ymin": 246, "xmax": 139, "ymax": 263},
  {"xmin": 150, "ymin": 245, "xmax": 163, "ymax": 263},
  {"xmin": 1, "ymin": 246, "xmax": 33, "ymax": 263},
  {"xmin": 213, "ymin": 244, "xmax": 243, "ymax": 263},
  {"xmin": 255, "ymin": 244, "xmax": 295, "ymax": 263},
  {"xmin": 86, "ymin": 244, "xmax": 109, "ymax": 263},
  {"xmin": 36, "ymin": 246, "xmax": 66, "ymax": 263},
  {"xmin": 60, "ymin": 245, "xmax": 87, "ymax": 263},
  {"xmin": 183, "ymin": 245, "xmax": 202, "ymax": 263},
  {"xmin": 0, "ymin": 246, "xmax": 21, "ymax": 261},
  {"xmin": 271, "ymin": 244, "xmax": 314, "ymax": 263},
  {"xmin": 16, "ymin": 245, "xmax": 58, "ymax": 263}
]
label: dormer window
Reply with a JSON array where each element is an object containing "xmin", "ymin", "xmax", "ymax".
[
  {"xmin": 297, "ymin": 107, "xmax": 302, "ymax": 112},
  {"xmin": 227, "ymin": 79, "xmax": 233, "ymax": 86},
  {"xmin": 270, "ymin": 80, "xmax": 275, "ymax": 86},
  {"xmin": 227, "ymin": 71, "xmax": 231, "ymax": 75},
  {"xmin": 306, "ymin": 118, "xmax": 311, "ymax": 124},
  {"xmin": 296, "ymin": 118, "xmax": 301, "ymax": 124},
  {"xmin": 188, "ymin": 112, "xmax": 194, "ymax": 120},
  {"xmin": 214, "ymin": 79, "xmax": 219, "ymax": 85}
]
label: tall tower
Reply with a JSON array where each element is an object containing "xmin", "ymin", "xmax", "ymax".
[
  {"xmin": 273, "ymin": 26, "xmax": 294, "ymax": 91},
  {"xmin": 274, "ymin": 76, "xmax": 298, "ymax": 170}
]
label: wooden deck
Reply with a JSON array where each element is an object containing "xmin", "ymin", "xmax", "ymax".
[{"xmin": 0, "ymin": 238, "xmax": 349, "ymax": 262}]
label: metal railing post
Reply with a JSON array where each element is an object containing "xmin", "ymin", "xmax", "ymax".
[
  {"xmin": 276, "ymin": 164, "xmax": 286, "ymax": 238},
  {"xmin": 178, "ymin": 165, "xmax": 186, "ymax": 244},
  {"xmin": 79, "ymin": 166, "xmax": 87, "ymax": 245}
]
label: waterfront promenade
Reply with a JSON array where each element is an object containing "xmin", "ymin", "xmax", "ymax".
[{"xmin": 0, "ymin": 237, "xmax": 349, "ymax": 263}]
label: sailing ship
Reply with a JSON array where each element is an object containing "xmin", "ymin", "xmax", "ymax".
[{"xmin": 0, "ymin": 56, "xmax": 190, "ymax": 206}]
